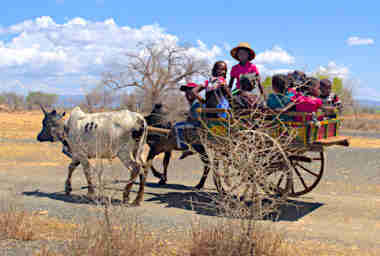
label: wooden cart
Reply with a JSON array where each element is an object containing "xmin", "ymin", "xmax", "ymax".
[{"xmin": 196, "ymin": 108, "xmax": 350, "ymax": 198}]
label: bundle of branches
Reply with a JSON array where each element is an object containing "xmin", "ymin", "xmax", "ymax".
[{"xmin": 197, "ymin": 105, "xmax": 298, "ymax": 220}]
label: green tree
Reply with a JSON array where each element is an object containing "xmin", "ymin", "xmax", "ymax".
[
  {"xmin": 261, "ymin": 76, "xmax": 272, "ymax": 94},
  {"xmin": 316, "ymin": 74, "xmax": 344, "ymax": 94},
  {"xmin": 332, "ymin": 77, "xmax": 343, "ymax": 94},
  {"xmin": 0, "ymin": 94, "xmax": 6, "ymax": 105}
]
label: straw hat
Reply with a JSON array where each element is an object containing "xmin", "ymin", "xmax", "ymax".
[{"xmin": 230, "ymin": 42, "xmax": 256, "ymax": 61}]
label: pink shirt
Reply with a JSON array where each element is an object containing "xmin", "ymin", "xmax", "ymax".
[
  {"xmin": 293, "ymin": 95, "xmax": 323, "ymax": 121},
  {"xmin": 230, "ymin": 62, "xmax": 259, "ymax": 89}
]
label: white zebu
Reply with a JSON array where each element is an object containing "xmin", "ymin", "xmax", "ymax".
[{"xmin": 37, "ymin": 106, "xmax": 149, "ymax": 206}]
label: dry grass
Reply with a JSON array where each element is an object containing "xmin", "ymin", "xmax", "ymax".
[
  {"xmin": 188, "ymin": 220, "xmax": 287, "ymax": 256},
  {"xmin": 0, "ymin": 143, "xmax": 68, "ymax": 162},
  {"xmin": 0, "ymin": 207, "xmax": 77, "ymax": 242},
  {"xmin": 348, "ymin": 137, "xmax": 380, "ymax": 148},
  {"xmin": 0, "ymin": 111, "xmax": 46, "ymax": 140},
  {"xmin": 57, "ymin": 218, "xmax": 160, "ymax": 256},
  {"xmin": 0, "ymin": 201, "xmax": 378, "ymax": 256},
  {"xmin": 341, "ymin": 113, "xmax": 380, "ymax": 131}
]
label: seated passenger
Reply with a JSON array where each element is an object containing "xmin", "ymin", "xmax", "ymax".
[
  {"xmin": 231, "ymin": 73, "xmax": 259, "ymax": 111},
  {"xmin": 192, "ymin": 61, "xmax": 231, "ymax": 119},
  {"xmin": 287, "ymin": 70, "xmax": 307, "ymax": 95},
  {"xmin": 320, "ymin": 78, "xmax": 342, "ymax": 118},
  {"xmin": 174, "ymin": 82, "xmax": 203, "ymax": 159},
  {"xmin": 292, "ymin": 78, "xmax": 335, "ymax": 121},
  {"xmin": 266, "ymin": 74, "xmax": 294, "ymax": 121}
]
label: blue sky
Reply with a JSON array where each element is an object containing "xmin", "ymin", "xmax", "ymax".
[{"xmin": 0, "ymin": 0, "xmax": 378, "ymax": 100}]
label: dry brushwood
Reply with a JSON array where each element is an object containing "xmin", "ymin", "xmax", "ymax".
[{"xmin": 196, "ymin": 105, "xmax": 298, "ymax": 219}]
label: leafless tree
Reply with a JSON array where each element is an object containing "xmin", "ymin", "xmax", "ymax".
[
  {"xmin": 101, "ymin": 41, "xmax": 210, "ymax": 112},
  {"xmin": 1, "ymin": 92, "xmax": 25, "ymax": 111},
  {"xmin": 84, "ymin": 84, "xmax": 116, "ymax": 112},
  {"xmin": 120, "ymin": 91, "xmax": 138, "ymax": 112}
]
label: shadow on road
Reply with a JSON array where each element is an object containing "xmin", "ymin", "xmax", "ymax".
[
  {"xmin": 146, "ymin": 190, "xmax": 219, "ymax": 216},
  {"xmin": 144, "ymin": 181, "xmax": 194, "ymax": 191},
  {"xmin": 22, "ymin": 185, "xmax": 323, "ymax": 221},
  {"xmin": 22, "ymin": 189, "xmax": 124, "ymax": 205},
  {"xmin": 277, "ymin": 198, "xmax": 323, "ymax": 221},
  {"xmin": 146, "ymin": 190, "xmax": 323, "ymax": 221}
]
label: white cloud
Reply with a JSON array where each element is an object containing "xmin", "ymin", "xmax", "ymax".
[
  {"xmin": 254, "ymin": 46, "xmax": 295, "ymax": 65},
  {"xmin": 0, "ymin": 16, "xmax": 222, "ymax": 95},
  {"xmin": 187, "ymin": 40, "xmax": 221, "ymax": 60},
  {"xmin": 347, "ymin": 36, "xmax": 374, "ymax": 46},
  {"xmin": 314, "ymin": 61, "xmax": 349, "ymax": 79}
]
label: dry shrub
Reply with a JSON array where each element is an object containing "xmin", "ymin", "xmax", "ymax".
[
  {"xmin": 188, "ymin": 219, "xmax": 286, "ymax": 256},
  {"xmin": 341, "ymin": 117, "xmax": 380, "ymax": 131},
  {"xmin": 62, "ymin": 217, "xmax": 158, "ymax": 256},
  {"xmin": 194, "ymin": 106, "xmax": 297, "ymax": 220},
  {"xmin": 0, "ymin": 201, "xmax": 78, "ymax": 243},
  {"xmin": 0, "ymin": 208, "xmax": 35, "ymax": 241}
]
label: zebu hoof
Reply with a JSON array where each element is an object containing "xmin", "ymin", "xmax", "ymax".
[
  {"xmin": 158, "ymin": 179, "xmax": 167, "ymax": 185},
  {"xmin": 65, "ymin": 183, "xmax": 72, "ymax": 195},
  {"xmin": 130, "ymin": 200, "xmax": 141, "ymax": 207},
  {"xmin": 195, "ymin": 184, "xmax": 203, "ymax": 190}
]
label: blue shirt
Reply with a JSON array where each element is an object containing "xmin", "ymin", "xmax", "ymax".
[
  {"xmin": 189, "ymin": 100, "xmax": 202, "ymax": 120},
  {"xmin": 267, "ymin": 93, "xmax": 292, "ymax": 109},
  {"xmin": 267, "ymin": 93, "xmax": 293, "ymax": 121}
]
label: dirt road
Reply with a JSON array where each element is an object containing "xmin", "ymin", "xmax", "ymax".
[{"xmin": 0, "ymin": 136, "xmax": 380, "ymax": 254}]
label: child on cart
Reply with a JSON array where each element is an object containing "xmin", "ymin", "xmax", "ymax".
[
  {"xmin": 266, "ymin": 74, "xmax": 295, "ymax": 121},
  {"xmin": 292, "ymin": 78, "xmax": 335, "ymax": 121},
  {"xmin": 319, "ymin": 78, "xmax": 342, "ymax": 118},
  {"xmin": 229, "ymin": 42, "xmax": 265, "ymax": 100},
  {"xmin": 231, "ymin": 73, "xmax": 260, "ymax": 111},
  {"xmin": 174, "ymin": 82, "xmax": 203, "ymax": 159},
  {"xmin": 192, "ymin": 61, "xmax": 231, "ymax": 119}
]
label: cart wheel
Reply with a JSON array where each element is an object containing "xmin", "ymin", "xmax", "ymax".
[
  {"xmin": 287, "ymin": 150, "xmax": 325, "ymax": 197},
  {"xmin": 212, "ymin": 130, "xmax": 293, "ymax": 202}
]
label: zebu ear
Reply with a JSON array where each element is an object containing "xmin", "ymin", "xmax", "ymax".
[{"xmin": 40, "ymin": 104, "xmax": 47, "ymax": 115}]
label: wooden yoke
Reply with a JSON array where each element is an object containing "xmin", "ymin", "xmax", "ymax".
[{"xmin": 147, "ymin": 126, "xmax": 171, "ymax": 135}]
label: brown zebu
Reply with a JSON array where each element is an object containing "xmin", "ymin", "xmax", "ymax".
[{"xmin": 145, "ymin": 103, "xmax": 211, "ymax": 189}]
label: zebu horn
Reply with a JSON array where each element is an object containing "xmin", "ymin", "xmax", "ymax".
[{"xmin": 40, "ymin": 104, "xmax": 47, "ymax": 115}]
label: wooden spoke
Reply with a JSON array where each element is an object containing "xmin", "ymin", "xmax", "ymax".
[
  {"xmin": 288, "ymin": 151, "xmax": 325, "ymax": 197},
  {"xmin": 294, "ymin": 162, "xmax": 319, "ymax": 177},
  {"xmin": 294, "ymin": 167, "xmax": 308, "ymax": 190},
  {"xmin": 276, "ymin": 173, "xmax": 284, "ymax": 188}
]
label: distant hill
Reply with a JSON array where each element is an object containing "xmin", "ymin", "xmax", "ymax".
[
  {"xmin": 57, "ymin": 95, "xmax": 86, "ymax": 107},
  {"xmin": 57, "ymin": 94, "xmax": 122, "ymax": 108},
  {"xmin": 356, "ymin": 99, "xmax": 380, "ymax": 109}
]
